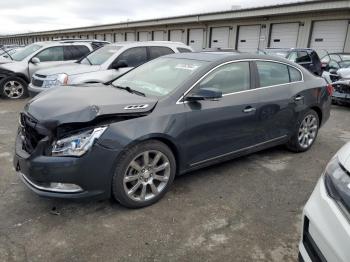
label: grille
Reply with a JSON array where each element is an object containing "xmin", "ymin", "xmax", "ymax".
[
  {"xmin": 334, "ymin": 84, "xmax": 350, "ymax": 94},
  {"xmin": 330, "ymin": 74, "xmax": 340, "ymax": 82},
  {"xmin": 20, "ymin": 113, "xmax": 45, "ymax": 154},
  {"xmin": 32, "ymin": 77, "xmax": 44, "ymax": 87}
]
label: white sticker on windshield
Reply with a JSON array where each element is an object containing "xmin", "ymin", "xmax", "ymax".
[{"xmin": 175, "ymin": 64, "xmax": 199, "ymax": 71}]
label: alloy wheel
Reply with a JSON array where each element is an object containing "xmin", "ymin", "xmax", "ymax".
[
  {"xmin": 123, "ymin": 150, "xmax": 171, "ymax": 202},
  {"xmin": 3, "ymin": 80, "xmax": 24, "ymax": 99},
  {"xmin": 298, "ymin": 114, "xmax": 318, "ymax": 149}
]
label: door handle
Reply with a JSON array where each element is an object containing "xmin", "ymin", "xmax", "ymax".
[
  {"xmin": 243, "ymin": 107, "xmax": 256, "ymax": 113},
  {"xmin": 294, "ymin": 95, "xmax": 304, "ymax": 101}
]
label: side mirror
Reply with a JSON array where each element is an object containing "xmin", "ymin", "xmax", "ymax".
[
  {"xmin": 111, "ymin": 60, "xmax": 128, "ymax": 70},
  {"xmin": 186, "ymin": 88, "xmax": 222, "ymax": 102},
  {"xmin": 31, "ymin": 57, "xmax": 40, "ymax": 64}
]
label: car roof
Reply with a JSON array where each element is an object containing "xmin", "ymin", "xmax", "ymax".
[
  {"xmin": 110, "ymin": 41, "xmax": 190, "ymax": 47},
  {"xmin": 265, "ymin": 48, "xmax": 314, "ymax": 52},
  {"xmin": 165, "ymin": 52, "xmax": 296, "ymax": 64}
]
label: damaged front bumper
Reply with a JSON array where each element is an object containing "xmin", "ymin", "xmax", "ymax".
[
  {"xmin": 13, "ymin": 130, "xmax": 120, "ymax": 200},
  {"xmin": 332, "ymin": 79, "xmax": 350, "ymax": 105}
]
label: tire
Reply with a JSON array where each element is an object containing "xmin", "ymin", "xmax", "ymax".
[
  {"xmin": 0, "ymin": 76, "xmax": 28, "ymax": 99},
  {"xmin": 112, "ymin": 140, "xmax": 176, "ymax": 208},
  {"xmin": 286, "ymin": 109, "xmax": 319, "ymax": 153}
]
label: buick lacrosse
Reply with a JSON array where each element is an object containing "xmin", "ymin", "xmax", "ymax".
[{"xmin": 14, "ymin": 53, "xmax": 331, "ymax": 208}]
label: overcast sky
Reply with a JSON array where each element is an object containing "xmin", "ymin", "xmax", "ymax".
[{"xmin": 0, "ymin": 0, "xmax": 309, "ymax": 34}]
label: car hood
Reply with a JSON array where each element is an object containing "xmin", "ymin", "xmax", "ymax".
[
  {"xmin": 338, "ymin": 142, "xmax": 350, "ymax": 173},
  {"xmin": 0, "ymin": 61, "xmax": 26, "ymax": 72},
  {"xmin": 337, "ymin": 68, "xmax": 350, "ymax": 79},
  {"xmin": 25, "ymin": 84, "xmax": 158, "ymax": 129},
  {"xmin": 36, "ymin": 63, "xmax": 101, "ymax": 76},
  {"xmin": 0, "ymin": 56, "xmax": 12, "ymax": 64}
]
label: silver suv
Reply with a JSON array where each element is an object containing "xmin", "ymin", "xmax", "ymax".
[
  {"xmin": 0, "ymin": 40, "xmax": 109, "ymax": 99},
  {"xmin": 28, "ymin": 41, "xmax": 193, "ymax": 97}
]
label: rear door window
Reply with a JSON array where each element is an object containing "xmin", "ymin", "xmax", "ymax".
[
  {"xmin": 64, "ymin": 45, "xmax": 90, "ymax": 60},
  {"xmin": 36, "ymin": 46, "xmax": 64, "ymax": 62},
  {"xmin": 115, "ymin": 47, "xmax": 148, "ymax": 67},
  {"xmin": 148, "ymin": 46, "xmax": 174, "ymax": 60},
  {"xmin": 256, "ymin": 61, "xmax": 290, "ymax": 87}
]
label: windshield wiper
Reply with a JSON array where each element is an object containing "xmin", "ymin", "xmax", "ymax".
[
  {"xmin": 0, "ymin": 47, "xmax": 13, "ymax": 60},
  {"xmin": 113, "ymin": 85, "xmax": 146, "ymax": 97}
]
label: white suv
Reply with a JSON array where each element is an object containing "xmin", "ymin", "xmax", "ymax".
[
  {"xmin": 299, "ymin": 142, "xmax": 350, "ymax": 262},
  {"xmin": 28, "ymin": 41, "xmax": 193, "ymax": 97},
  {"xmin": 0, "ymin": 40, "xmax": 109, "ymax": 99}
]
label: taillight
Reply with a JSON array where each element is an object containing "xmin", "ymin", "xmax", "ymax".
[{"xmin": 326, "ymin": 84, "xmax": 334, "ymax": 96}]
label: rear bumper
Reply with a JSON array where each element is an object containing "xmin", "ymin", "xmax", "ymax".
[
  {"xmin": 13, "ymin": 132, "xmax": 120, "ymax": 200},
  {"xmin": 298, "ymin": 176, "xmax": 350, "ymax": 262}
]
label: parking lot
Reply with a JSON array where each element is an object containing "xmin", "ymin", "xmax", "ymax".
[{"xmin": 0, "ymin": 99, "xmax": 348, "ymax": 262}]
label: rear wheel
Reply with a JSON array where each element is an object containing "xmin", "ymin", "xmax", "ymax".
[
  {"xmin": 112, "ymin": 140, "xmax": 176, "ymax": 208},
  {"xmin": 287, "ymin": 109, "xmax": 319, "ymax": 152},
  {"xmin": 0, "ymin": 76, "xmax": 28, "ymax": 99}
]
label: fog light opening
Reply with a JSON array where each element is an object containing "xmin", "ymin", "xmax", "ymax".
[{"xmin": 49, "ymin": 182, "xmax": 83, "ymax": 193}]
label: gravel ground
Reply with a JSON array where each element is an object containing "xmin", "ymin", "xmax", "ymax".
[{"xmin": 0, "ymin": 99, "xmax": 349, "ymax": 262}]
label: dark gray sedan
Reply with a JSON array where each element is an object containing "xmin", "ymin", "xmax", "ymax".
[{"xmin": 14, "ymin": 53, "xmax": 332, "ymax": 208}]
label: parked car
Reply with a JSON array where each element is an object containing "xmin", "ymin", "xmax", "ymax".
[
  {"xmin": 0, "ymin": 40, "xmax": 109, "ymax": 99},
  {"xmin": 28, "ymin": 41, "xmax": 193, "ymax": 97},
  {"xmin": 14, "ymin": 53, "xmax": 331, "ymax": 208},
  {"xmin": 263, "ymin": 48, "xmax": 322, "ymax": 76},
  {"xmin": 298, "ymin": 142, "xmax": 350, "ymax": 262},
  {"xmin": 320, "ymin": 52, "xmax": 350, "ymax": 70}
]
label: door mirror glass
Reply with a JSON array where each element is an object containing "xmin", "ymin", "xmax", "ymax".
[
  {"xmin": 186, "ymin": 87, "xmax": 222, "ymax": 102},
  {"xmin": 31, "ymin": 57, "xmax": 40, "ymax": 64},
  {"xmin": 111, "ymin": 60, "xmax": 128, "ymax": 70}
]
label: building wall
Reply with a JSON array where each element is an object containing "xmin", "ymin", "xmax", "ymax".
[{"xmin": 1, "ymin": 9, "xmax": 350, "ymax": 52}]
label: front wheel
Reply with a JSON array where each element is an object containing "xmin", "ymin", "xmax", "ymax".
[
  {"xmin": 287, "ymin": 109, "xmax": 319, "ymax": 152},
  {"xmin": 112, "ymin": 140, "xmax": 176, "ymax": 208},
  {"xmin": 0, "ymin": 76, "xmax": 28, "ymax": 99}
]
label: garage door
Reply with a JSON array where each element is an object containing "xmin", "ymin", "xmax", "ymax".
[
  {"xmin": 115, "ymin": 33, "xmax": 124, "ymax": 42},
  {"xmin": 169, "ymin": 30, "xmax": 184, "ymax": 43},
  {"xmin": 138, "ymin": 32, "xmax": 150, "ymax": 41},
  {"xmin": 237, "ymin": 25, "xmax": 261, "ymax": 52},
  {"xmin": 95, "ymin": 34, "xmax": 105, "ymax": 41},
  {"xmin": 105, "ymin": 33, "xmax": 113, "ymax": 42},
  {"xmin": 126, "ymin": 32, "xmax": 136, "ymax": 41},
  {"xmin": 270, "ymin": 23, "xmax": 300, "ymax": 48},
  {"xmin": 188, "ymin": 29, "xmax": 205, "ymax": 51},
  {"xmin": 153, "ymin": 31, "xmax": 165, "ymax": 41},
  {"xmin": 210, "ymin": 27, "xmax": 230, "ymax": 48},
  {"xmin": 310, "ymin": 20, "xmax": 349, "ymax": 52}
]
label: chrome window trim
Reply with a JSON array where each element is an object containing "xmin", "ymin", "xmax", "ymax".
[{"xmin": 176, "ymin": 58, "xmax": 304, "ymax": 104}]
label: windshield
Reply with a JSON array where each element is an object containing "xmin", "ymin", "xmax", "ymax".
[
  {"xmin": 80, "ymin": 45, "xmax": 122, "ymax": 65},
  {"xmin": 112, "ymin": 57, "xmax": 208, "ymax": 97},
  {"xmin": 265, "ymin": 50, "xmax": 289, "ymax": 58},
  {"xmin": 339, "ymin": 61, "xmax": 350, "ymax": 68},
  {"xmin": 11, "ymin": 44, "xmax": 42, "ymax": 61}
]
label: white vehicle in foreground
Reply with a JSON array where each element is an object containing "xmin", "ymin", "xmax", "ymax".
[{"xmin": 299, "ymin": 142, "xmax": 350, "ymax": 262}]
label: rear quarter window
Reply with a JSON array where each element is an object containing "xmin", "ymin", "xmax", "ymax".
[
  {"xmin": 177, "ymin": 47, "xmax": 192, "ymax": 53},
  {"xmin": 288, "ymin": 66, "xmax": 302, "ymax": 82}
]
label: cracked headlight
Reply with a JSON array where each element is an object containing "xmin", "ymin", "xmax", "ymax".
[
  {"xmin": 324, "ymin": 156, "xmax": 350, "ymax": 215},
  {"xmin": 42, "ymin": 73, "xmax": 68, "ymax": 88},
  {"xmin": 52, "ymin": 126, "xmax": 107, "ymax": 157}
]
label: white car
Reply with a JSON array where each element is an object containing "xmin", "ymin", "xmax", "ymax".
[
  {"xmin": 28, "ymin": 41, "xmax": 193, "ymax": 96},
  {"xmin": 299, "ymin": 142, "xmax": 350, "ymax": 262}
]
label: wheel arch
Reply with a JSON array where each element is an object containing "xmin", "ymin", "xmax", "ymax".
[{"xmin": 310, "ymin": 106, "xmax": 322, "ymax": 125}]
